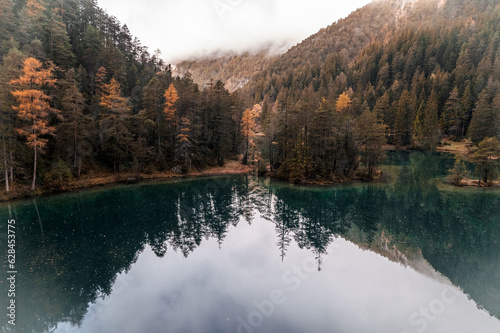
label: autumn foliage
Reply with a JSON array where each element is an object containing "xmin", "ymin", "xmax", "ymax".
[
  {"xmin": 10, "ymin": 57, "xmax": 58, "ymax": 190},
  {"xmin": 0, "ymin": 0, "xmax": 246, "ymax": 194},
  {"xmin": 241, "ymin": 104, "xmax": 260, "ymax": 165},
  {"xmin": 164, "ymin": 83, "xmax": 179, "ymax": 123},
  {"xmin": 336, "ymin": 91, "xmax": 351, "ymax": 113}
]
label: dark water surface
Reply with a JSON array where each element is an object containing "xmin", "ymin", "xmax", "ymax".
[{"xmin": 1, "ymin": 152, "xmax": 500, "ymax": 333}]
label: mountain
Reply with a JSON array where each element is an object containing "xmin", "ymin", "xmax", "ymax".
[
  {"xmin": 173, "ymin": 43, "xmax": 290, "ymax": 93},
  {"xmin": 233, "ymin": 0, "xmax": 500, "ymax": 181}
]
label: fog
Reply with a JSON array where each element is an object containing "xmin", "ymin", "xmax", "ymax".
[{"xmin": 97, "ymin": 0, "xmax": 373, "ymax": 63}]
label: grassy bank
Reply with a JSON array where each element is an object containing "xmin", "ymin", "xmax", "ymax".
[{"xmin": 436, "ymin": 139, "xmax": 471, "ymax": 155}]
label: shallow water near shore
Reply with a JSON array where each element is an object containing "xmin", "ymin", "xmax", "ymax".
[{"xmin": 1, "ymin": 151, "xmax": 499, "ymax": 333}]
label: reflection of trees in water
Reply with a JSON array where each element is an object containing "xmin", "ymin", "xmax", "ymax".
[
  {"xmin": 0, "ymin": 177, "xmax": 251, "ymax": 332},
  {"xmin": 260, "ymin": 152, "xmax": 500, "ymax": 317},
  {"xmin": 382, "ymin": 152, "xmax": 500, "ymax": 319},
  {"xmin": 1, "ymin": 153, "xmax": 500, "ymax": 331}
]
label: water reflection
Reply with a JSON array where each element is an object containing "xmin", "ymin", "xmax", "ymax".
[{"xmin": 0, "ymin": 152, "xmax": 499, "ymax": 332}]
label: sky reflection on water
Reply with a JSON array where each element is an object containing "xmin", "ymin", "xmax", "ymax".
[{"xmin": 54, "ymin": 217, "xmax": 500, "ymax": 333}]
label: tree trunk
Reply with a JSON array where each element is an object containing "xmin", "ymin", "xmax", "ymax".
[
  {"xmin": 78, "ymin": 157, "xmax": 82, "ymax": 177},
  {"xmin": 245, "ymin": 131, "xmax": 249, "ymax": 165},
  {"xmin": 98, "ymin": 122, "xmax": 104, "ymax": 151},
  {"xmin": 158, "ymin": 131, "xmax": 161, "ymax": 156},
  {"xmin": 74, "ymin": 119, "xmax": 78, "ymax": 170},
  {"xmin": 284, "ymin": 105, "xmax": 288, "ymax": 160},
  {"xmin": 269, "ymin": 138, "xmax": 273, "ymax": 172},
  {"xmin": 31, "ymin": 147, "xmax": 37, "ymax": 191},
  {"xmin": 157, "ymin": 113, "xmax": 162, "ymax": 157},
  {"xmin": 2, "ymin": 133, "xmax": 9, "ymax": 192},
  {"xmin": 9, "ymin": 135, "xmax": 13, "ymax": 184},
  {"xmin": 483, "ymin": 161, "xmax": 489, "ymax": 184}
]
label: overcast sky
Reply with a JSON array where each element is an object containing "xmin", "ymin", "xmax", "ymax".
[{"xmin": 97, "ymin": 0, "xmax": 373, "ymax": 63}]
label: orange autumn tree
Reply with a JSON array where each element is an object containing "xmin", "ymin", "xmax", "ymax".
[
  {"xmin": 10, "ymin": 57, "xmax": 58, "ymax": 190},
  {"xmin": 241, "ymin": 104, "xmax": 261, "ymax": 165},
  {"xmin": 164, "ymin": 83, "xmax": 179, "ymax": 149},
  {"xmin": 336, "ymin": 91, "xmax": 352, "ymax": 113}
]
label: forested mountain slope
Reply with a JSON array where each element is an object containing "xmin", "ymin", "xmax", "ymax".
[
  {"xmin": 2, "ymin": 0, "xmax": 500, "ymax": 191},
  {"xmin": 0, "ymin": 0, "xmax": 246, "ymax": 193},
  {"xmin": 238, "ymin": 0, "xmax": 500, "ymax": 182}
]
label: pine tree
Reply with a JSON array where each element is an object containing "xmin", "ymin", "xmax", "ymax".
[
  {"xmin": 95, "ymin": 66, "xmax": 108, "ymax": 96},
  {"xmin": 447, "ymin": 157, "xmax": 469, "ymax": 186},
  {"xmin": 490, "ymin": 92, "xmax": 500, "ymax": 140},
  {"xmin": 310, "ymin": 97, "xmax": 338, "ymax": 177},
  {"xmin": 394, "ymin": 90, "xmax": 412, "ymax": 146},
  {"xmin": 46, "ymin": 7, "xmax": 75, "ymax": 68},
  {"xmin": 10, "ymin": 57, "xmax": 58, "ymax": 190},
  {"xmin": 0, "ymin": 47, "xmax": 25, "ymax": 191},
  {"xmin": 282, "ymin": 133, "xmax": 309, "ymax": 183},
  {"xmin": 356, "ymin": 108, "xmax": 387, "ymax": 179},
  {"xmin": 373, "ymin": 91, "xmax": 391, "ymax": 126},
  {"xmin": 413, "ymin": 101, "xmax": 425, "ymax": 146},
  {"xmin": 129, "ymin": 110, "xmax": 155, "ymax": 173},
  {"xmin": 461, "ymin": 85, "xmax": 474, "ymax": 132},
  {"xmin": 18, "ymin": 0, "xmax": 47, "ymax": 46},
  {"xmin": 176, "ymin": 116, "xmax": 193, "ymax": 172},
  {"xmin": 468, "ymin": 89, "xmax": 496, "ymax": 144},
  {"xmin": 415, "ymin": 90, "xmax": 441, "ymax": 150},
  {"xmin": 143, "ymin": 76, "xmax": 165, "ymax": 157},
  {"xmin": 442, "ymin": 87, "xmax": 467, "ymax": 137},
  {"xmin": 0, "ymin": 0, "xmax": 16, "ymax": 56},
  {"xmin": 91, "ymin": 66, "xmax": 108, "ymax": 151},
  {"xmin": 101, "ymin": 39, "xmax": 126, "ymax": 84},
  {"xmin": 81, "ymin": 25, "xmax": 103, "ymax": 76},
  {"xmin": 59, "ymin": 69, "xmax": 90, "ymax": 176},
  {"xmin": 468, "ymin": 137, "xmax": 500, "ymax": 186},
  {"xmin": 99, "ymin": 78, "xmax": 132, "ymax": 172},
  {"xmin": 207, "ymin": 80, "xmax": 233, "ymax": 166}
]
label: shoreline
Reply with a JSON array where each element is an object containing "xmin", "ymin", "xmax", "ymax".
[
  {"xmin": 435, "ymin": 139, "xmax": 470, "ymax": 155},
  {"xmin": 441, "ymin": 179, "xmax": 500, "ymax": 189},
  {"xmin": 0, "ymin": 141, "xmax": 494, "ymax": 202},
  {"xmin": 0, "ymin": 161, "xmax": 253, "ymax": 202}
]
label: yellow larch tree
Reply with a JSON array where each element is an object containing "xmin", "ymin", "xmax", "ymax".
[
  {"xmin": 241, "ymin": 104, "xmax": 261, "ymax": 165},
  {"xmin": 336, "ymin": 91, "xmax": 352, "ymax": 113},
  {"xmin": 10, "ymin": 57, "xmax": 58, "ymax": 190},
  {"xmin": 164, "ymin": 83, "xmax": 179, "ymax": 122},
  {"xmin": 164, "ymin": 83, "xmax": 179, "ymax": 148}
]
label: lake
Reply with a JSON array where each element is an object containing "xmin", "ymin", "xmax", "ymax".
[{"xmin": 1, "ymin": 152, "xmax": 500, "ymax": 333}]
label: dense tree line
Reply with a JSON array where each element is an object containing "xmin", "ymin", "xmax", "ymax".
[
  {"xmin": 241, "ymin": 0, "xmax": 500, "ymax": 182},
  {"xmin": 3, "ymin": 0, "xmax": 500, "ymax": 189},
  {"xmin": 0, "ymin": 0, "xmax": 245, "ymax": 192}
]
